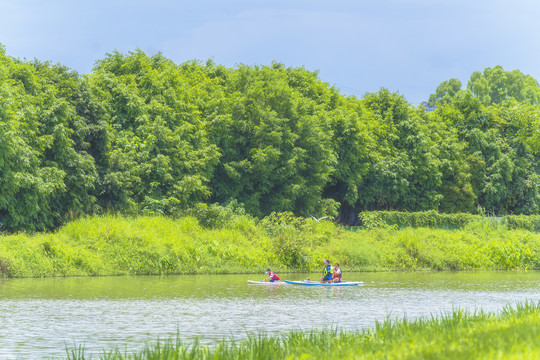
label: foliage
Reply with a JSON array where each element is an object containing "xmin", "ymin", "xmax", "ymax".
[
  {"xmin": 359, "ymin": 210, "xmax": 540, "ymax": 237},
  {"xmin": 0, "ymin": 256, "xmax": 11, "ymax": 278},
  {"xmin": 361, "ymin": 210, "xmax": 478, "ymax": 230},
  {"xmin": 0, "ymin": 51, "xmax": 98, "ymax": 231},
  {"xmin": 3, "ymin": 43, "xmax": 540, "ymax": 231},
  {"xmin": 429, "ymin": 65, "xmax": 540, "ymax": 107},
  {"xmin": 468, "ymin": 65, "xmax": 540, "ymax": 106},
  {"xmin": 183, "ymin": 201, "xmax": 251, "ymax": 229},
  {"xmin": 89, "ymin": 51, "xmax": 221, "ymax": 215},
  {"xmin": 428, "ymin": 78, "xmax": 463, "ymax": 106},
  {"xmin": 259, "ymin": 212, "xmax": 311, "ymax": 269},
  {"xmin": 1, "ymin": 214, "xmax": 540, "ymax": 278},
  {"xmin": 204, "ymin": 62, "xmax": 337, "ymax": 217}
]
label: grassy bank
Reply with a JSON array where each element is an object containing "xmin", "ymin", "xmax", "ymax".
[
  {"xmin": 61, "ymin": 302, "xmax": 540, "ymax": 359},
  {"xmin": 1, "ymin": 214, "xmax": 540, "ymax": 278}
]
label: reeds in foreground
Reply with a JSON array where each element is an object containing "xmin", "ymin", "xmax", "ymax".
[{"xmin": 62, "ymin": 301, "xmax": 540, "ymax": 360}]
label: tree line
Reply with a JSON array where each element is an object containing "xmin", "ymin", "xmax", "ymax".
[{"xmin": 1, "ymin": 44, "xmax": 540, "ymax": 231}]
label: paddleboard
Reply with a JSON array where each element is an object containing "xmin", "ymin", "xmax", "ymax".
[
  {"xmin": 247, "ymin": 280, "xmax": 286, "ymax": 285},
  {"xmin": 284, "ymin": 280, "xmax": 362, "ymax": 286}
]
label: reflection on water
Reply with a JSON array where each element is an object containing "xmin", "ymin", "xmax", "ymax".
[{"xmin": 0, "ymin": 271, "xmax": 539, "ymax": 358}]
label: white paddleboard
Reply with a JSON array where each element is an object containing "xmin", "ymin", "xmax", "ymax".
[{"xmin": 247, "ymin": 280, "xmax": 285, "ymax": 285}]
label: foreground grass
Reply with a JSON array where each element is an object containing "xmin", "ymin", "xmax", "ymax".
[
  {"xmin": 1, "ymin": 214, "xmax": 540, "ymax": 278},
  {"xmin": 61, "ymin": 302, "xmax": 540, "ymax": 360}
]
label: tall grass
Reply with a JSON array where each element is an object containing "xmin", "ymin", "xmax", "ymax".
[
  {"xmin": 61, "ymin": 301, "xmax": 540, "ymax": 359},
  {"xmin": 1, "ymin": 213, "xmax": 540, "ymax": 278}
]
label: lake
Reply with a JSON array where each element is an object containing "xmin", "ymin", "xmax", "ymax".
[{"xmin": 0, "ymin": 271, "xmax": 539, "ymax": 358}]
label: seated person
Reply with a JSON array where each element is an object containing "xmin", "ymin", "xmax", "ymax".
[{"xmin": 332, "ymin": 263, "xmax": 342, "ymax": 283}]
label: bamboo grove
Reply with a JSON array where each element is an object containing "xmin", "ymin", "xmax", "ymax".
[{"xmin": 2, "ymin": 44, "xmax": 540, "ymax": 232}]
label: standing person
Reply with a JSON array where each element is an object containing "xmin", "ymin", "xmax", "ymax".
[
  {"xmin": 264, "ymin": 269, "xmax": 281, "ymax": 282},
  {"xmin": 320, "ymin": 259, "xmax": 333, "ymax": 283},
  {"xmin": 333, "ymin": 263, "xmax": 342, "ymax": 283}
]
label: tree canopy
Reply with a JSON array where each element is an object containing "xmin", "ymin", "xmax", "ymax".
[{"xmin": 2, "ymin": 46, "xmax": 540, "ymax": 231}]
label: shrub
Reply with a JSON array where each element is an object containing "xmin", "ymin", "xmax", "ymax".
[{"xmin": 0, "ymin": 257, "xmax": 11, "ymax": 278}]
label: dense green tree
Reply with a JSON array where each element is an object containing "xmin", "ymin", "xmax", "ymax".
[
  {"xmin": 88, "ymin": 51, "xmax": 220, "ymax": 214},
  {"xmin": 31, "ymin": 62, "xmax": 101, "ymax": 217},
  {"xmin": 439, "ymin": 93, "xmax": 540, "ymax": 214},
  {"xmin": 359, "ymin": 89, "xmax": 448, "ymax": 211},
  {"xmin": 323, "ymin": 99, "xmax": 376, "ymax": 209},
  {"xmin": 484, "ymin": 102, "xmax": 540, "ymax": 214},
  {"xmin": 430, "ymin": 105, "xmax": 476, "ymax": 213},
  {"xmin": 205, "ymin": 63, "xmax": 336, "ymax": 217},
  {"xmin": 0, "ymin": 51, "xmax": 98, "ymax": 231},
  {"xmin": 428, "ymin": 78, "xmax": 463, "ymax": 107},
  {"xmin": 467, "ymin": 65, "xmax": 540, "ymax": 106},
  {"xmin": 3, "ymin": 44, "xmax": 540, "ymax": 231}
]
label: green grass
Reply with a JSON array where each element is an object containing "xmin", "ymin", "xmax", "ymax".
[
  {"xmin": 60, "ymin": 301, "xmax": 540, "ymax": 359},
  {"xmin": 1, "ymin": 214, "xmax": 540, "ymax": 278}
]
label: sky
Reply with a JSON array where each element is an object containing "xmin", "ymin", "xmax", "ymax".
[{"xmin": 1, "ymin": 0, "xmax": 539, "ymax": 104}]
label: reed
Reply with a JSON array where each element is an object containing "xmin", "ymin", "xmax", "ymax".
[
  {"xmin": 1, "ymin": 214, "xmax": 539, "ymax": 278},
  {"xmin": 61, "ymin": 301, "xmax": 540, "ymax": 359}
]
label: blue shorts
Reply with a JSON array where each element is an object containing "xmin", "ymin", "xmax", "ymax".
[
  {"xmin": 323, "ymin": 274, "xmax": 332, "ymax": 281},
  {"xmin": 270, "ymin": 278, "xmax": 279, "ymax": 282}
]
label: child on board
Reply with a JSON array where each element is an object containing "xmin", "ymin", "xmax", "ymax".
[
  {"xmin": 320, "ymin": 259, "xmax": 333, "ymax": 283},
  {"xmin": 332, "ymin": 263, "xmax": 342, "ymax": 283},
  {"xmin": 264, "ymin": 269, "xmax": 281, "ymax": 282}
]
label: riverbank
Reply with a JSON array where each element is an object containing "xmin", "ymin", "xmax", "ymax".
[
  {"xmin": 61, "ymin": 301, "xmax": 540, "ymax": 359},
  {"xmin": 1, "ymin": 214, "xmax": 539, "ymax": 278}
]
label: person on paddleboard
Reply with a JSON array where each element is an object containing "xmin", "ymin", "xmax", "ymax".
[
  {"xmin": 321, "ymin": 259, "xmax": 333, "ymax": 283},
  {"xmin": 264, "ymin": 269, "xmax": 281, "ymax": 282},
  {"xmin": 333, "ymin": 263, "xmax": 342, "ymax": 283}
]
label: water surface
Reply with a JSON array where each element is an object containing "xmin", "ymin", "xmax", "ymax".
[{"xmin": 0, "ymin": 271, "xmax": 538, "ymax": 358}]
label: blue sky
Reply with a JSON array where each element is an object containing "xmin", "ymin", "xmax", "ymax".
[{"xmin": 1, "ymin": 0, "xmax": 539, "ymax": 104}]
